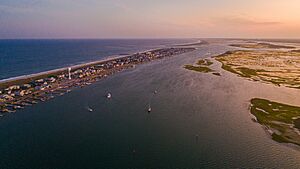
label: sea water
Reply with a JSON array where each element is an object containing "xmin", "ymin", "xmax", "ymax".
[{"xmin": 1, "ymin": 40, "xmax": 300, "ymax": 168}]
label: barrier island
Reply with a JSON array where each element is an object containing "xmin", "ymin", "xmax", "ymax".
[{"xmin": 0, "ymin": 47, "xmax": 195, "ymax": 115}]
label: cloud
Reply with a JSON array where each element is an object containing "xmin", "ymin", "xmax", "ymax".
[
  {"xmin": 214, "ymin": 15, "xmax": 282, "ymax": 26},
  {"xmin": 111, "ymin": 0, "xmax": 132, "ymax": 12},
  {"xmin": 0, "ymin": 4, "xmax": 37, "ymax": 15}
]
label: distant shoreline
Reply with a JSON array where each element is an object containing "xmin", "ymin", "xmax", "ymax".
[{"xmin": 174, "ymin": 40, "xmax": 208, "ymax": 47}]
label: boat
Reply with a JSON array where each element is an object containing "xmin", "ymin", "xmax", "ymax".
[
  {"xmin": 106, "ymin": 92, "xmax": 112, "ymax": 99},
  {"xmin": 148, "ymin": 104, "xmax": 151, "ymax": 113},
  {"xmin": 87, "ymin": 107, "xmax": 93, "ymax": 112},
  {"xmin": 154, "ymin": 90, "xmax": 158, "ymax": 94}
]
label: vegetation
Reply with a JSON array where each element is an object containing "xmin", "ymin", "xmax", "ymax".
[
  {"xmin": 230, "ymin": 42, "xmax": 295, "ymax": 49},
  {"xmin": 215, "ymin": 50, "xmax": 300, "ymax": 89},
  {"xmin": 184, "ymin": 65, "xmax": 213, "ymax": 73},
  {"xmin": 184, "ymin": 59, "xmax": 220, "ymax": 75},
  {"xmin": 197, "ymin": 59, "xmax": 213, "ymax": 66},
  {"xmin": 212, "ymin": 72, "xmax": 221, "ymax": 76},
  {"xmin": 250, "ymin": 98, "xmax": 300, "ymax": 146}
]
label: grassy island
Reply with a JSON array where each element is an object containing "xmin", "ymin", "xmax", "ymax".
[
  {"xmin": 215, "ymin": 50, "xmax": 300, "ymax": 89},
  {"xmin": 230, "ymin": 42, "xmax": 295, "ymax": 49},
  {"xmin": 250, "ymin": 98, "xmax": 300, "ymax": 146},
  {"xmin": 184, "ymin": 59, "xmax": 220, "ymax": 76},
  {"xmin": 184, "ymin": 65, "xmax": 213, "ymax": 73}
]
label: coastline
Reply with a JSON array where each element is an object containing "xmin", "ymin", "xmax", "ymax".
[
  {"xmin": 0, "ymin": 55, "xmax": 132, "ymax": 89},
  {"xmin": 0, "ymin": 47, "xmax": 173, "ymax": 89},
  {"xmin": 174, "ymin": 40, "xmax": 208, "ymax": 47},
  {"xmin": 0, "ymin": 47, "xmax": 196, "ymax": 114},
  {"xmin": 0, "ymin": 39, "xmax": 203, "ymax": 86}
]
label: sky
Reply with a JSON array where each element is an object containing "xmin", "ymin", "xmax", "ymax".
[{"xmin": 0, "ymin": 0, "xmax": 300, "ymax": 39}]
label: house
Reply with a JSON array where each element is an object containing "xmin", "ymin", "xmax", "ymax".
[
  {"xmin": 6, "ymin": 85, "xmax": 20, "ymax": 91},
  {"xmin": 49, "ymin": 77, "xmax": 56, "ymax": 83},
  {"xmin": 36, "ymin": 79, "xmax": 44, "ymax": 83},
  {"xmin": 1, "ymin": 94, "xmax": 14, "ymax": 100},
  {"xmin": 23, "ymin": 84, "xmax": 31, "ymax": 89}
]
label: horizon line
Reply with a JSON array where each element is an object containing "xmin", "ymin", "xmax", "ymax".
[{"xmin": 1, "ymin": 37, "xmax": 300, "ymax": 40}]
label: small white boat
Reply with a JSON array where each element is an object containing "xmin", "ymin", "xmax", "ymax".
[
  {"xmin": 148, "ymin": 105, "xmax": 151, "ymax": 113},
  {"xmin": 154, "ymin": 90, "xmax": 158, "ymax": 94},
  {"xmin": 106, "ymin": 93, "xmax": 112, "ymax": 99},
  {"xmin": 87, "ymin": 107, "xmax": 93, "ymax": 112}
]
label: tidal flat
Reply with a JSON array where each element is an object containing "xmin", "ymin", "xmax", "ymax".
[
  {"xmin": 230, "ymin": 42, "xmax": 296, "ymax": 49},
  {"xmin": 214, "ymin": 44, "xmax": 300, "ymax": 147},
  {"xmin": 215, "ymin": 50, "xmax": 300, "ymax": 89}
]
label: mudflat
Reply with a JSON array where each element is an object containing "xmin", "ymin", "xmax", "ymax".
[{"xmin": 215, "ymin": 50, "xmax": 300, "ymax": 89}]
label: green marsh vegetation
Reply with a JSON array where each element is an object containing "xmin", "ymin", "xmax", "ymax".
[
  {"xmin": 184, "ymin": 59, "xmax": 221, "ymax": 76},
  {"xmin": 251, "ymin": 98, "xmax": 300, "ymax": 146}
]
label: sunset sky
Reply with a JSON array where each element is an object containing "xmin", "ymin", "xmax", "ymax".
[{"xmin": 1, "ymin": 0, "xmax": 300, "ymax": 39}]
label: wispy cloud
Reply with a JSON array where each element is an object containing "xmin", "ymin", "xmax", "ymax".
[
  {"xmin": 111, "ymin": 0, "xmax": 132, "ymax": 12},
  {"xmin": 214, "ymin": 15, "xmax": 282, "ymax": 26},
  {"xmin": 0, "ymin": 4, "xmax": 37, "ymax": 15}
]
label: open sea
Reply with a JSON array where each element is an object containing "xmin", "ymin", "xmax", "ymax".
[{"xmin": 1, "ymin": 39, "xmax": 300, "ymax": 169}]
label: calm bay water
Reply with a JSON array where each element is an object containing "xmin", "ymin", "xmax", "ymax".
[
  {"xmin": 1, "ymin": 40, "xmax": 300, "ymax": 168},
  {"xmin": 0, "ymin": 39, "xmax": 194, "ymax": 80}
]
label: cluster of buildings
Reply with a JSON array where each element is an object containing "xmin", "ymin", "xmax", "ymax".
[{"xmin": 0, "ymin": 47, "xmax": 195, "ymax": 114}]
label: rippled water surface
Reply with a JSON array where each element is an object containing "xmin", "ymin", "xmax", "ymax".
[{"xmin": 1, "ymin": 42, "xmax": 300, "ymax": 168}]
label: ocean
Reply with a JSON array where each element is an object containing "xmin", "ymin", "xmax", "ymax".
[{"xmin": 0, "ymin": 39, "xmax": 194, "ymax": 80}]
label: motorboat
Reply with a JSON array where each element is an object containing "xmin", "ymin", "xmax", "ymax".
[
  {"xmin": 148, "ymin": 105, "xmax": 151, "ymax": 113},
  {"xmin": 87, "ymin": 107, "xmax": 93, "ymax": 112},
  {"xmin": 107, "ymin": 92, "xmax": 112, "ymax": 99}
]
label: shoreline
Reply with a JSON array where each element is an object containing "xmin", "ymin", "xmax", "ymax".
[
  {"xmin": 0, "ymin": 40, "xmax": 203, "ymax": 85},
  {"xmin": 0, "ymin": 47, "xmax": 159, "ymax": 87},
  {"xmin": 0, "ymin": 55, "xmax": 131, "ymax": 89},
  {"xmin": 0, "ymin": 46, "xmax": 178, "ymax": 90},
  {"xmin": 0, "ymin": 47, "xmax": 196, "ymax": 114}
]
